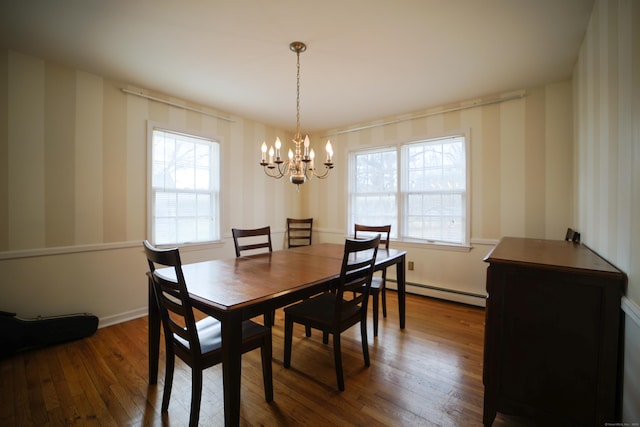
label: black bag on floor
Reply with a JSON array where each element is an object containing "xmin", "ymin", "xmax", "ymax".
[{"xmin": 0, "ymin": 310, "xmax": 99, "ymax": 357}]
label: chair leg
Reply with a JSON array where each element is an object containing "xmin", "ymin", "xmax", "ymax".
[
  {"xmin": 189, "ymin": 368, "xmax": 203, "ymax": 427},
  {"xmin": 283, "ymin": 315, "xmax": 293, "ymax": 368},
  {"xmin": 161, "ymin": 349, "xmax": 175, "ymax": 412},
  {"xmin": 381, "ymin": 286, "xmax": 387, "ymax": 318},
  {"xmin": 372, "ymin": 291, "xmax": 379, "ymax": 337},
  {"xmin": 300, "ymin": 298, "xmax": 311, "ymax": 337},
  {"xmin": 322, "ymin": 331, "xmax": 329, "ymax": 344},
  {"xmin": 381, "ymin": 269, "xmax": 388, "ymax": 318},
  {"xmin": 360, "ymin": 318, "xmax": 370, "ymax": 367},
  {"xmin": 261, "ymin": 336, "xmax": 274, "ymax": 402},
  {"xmin": 333, "ymin": 332, "xmax": 345, "ymax": 391}
]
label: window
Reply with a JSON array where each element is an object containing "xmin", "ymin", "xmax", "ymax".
[
  {"xmin": 149, "ymin": 127, "xmax": 220, "ymax": 245},
  {"xmin": 349, "ymin": 147, "xmax": 398, "ymax": 238},
  {"xmin": 348, "ymin": 134, "xmax": 468, "ymax": 246}
]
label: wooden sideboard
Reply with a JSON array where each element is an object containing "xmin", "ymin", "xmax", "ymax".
[{"xmin": 482, "ymin": 237, "xmax": 626, "ymax": 426}]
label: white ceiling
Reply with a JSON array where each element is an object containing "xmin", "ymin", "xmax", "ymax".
[{"xmin": 0, "ymin": 0, "xmax": 594, "ymax": 134}]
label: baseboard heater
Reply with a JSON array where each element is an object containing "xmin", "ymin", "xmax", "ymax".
[{"xmin": 387, "ymin": 279, "xmax": 487, "ymax": 300}]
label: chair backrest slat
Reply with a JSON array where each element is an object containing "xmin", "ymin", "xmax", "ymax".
[
  {"xmin": 287, "ymin": 218, "xmax": 313, "ymax": 248},
  {"xmin": 354, "ymin": 224, "xmax": 391, "ymax": 250},
  {"xmin": 232, "ymin": 226, "xmax": 273, "ymax": 257}
]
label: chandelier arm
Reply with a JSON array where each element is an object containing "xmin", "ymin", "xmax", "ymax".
[
  {"xmin": 263, "ymin": 166, "xmax": 284, "ymax": 179},
  {"xmin": 311, "ymin": 166, "xmax": 333, "ymax": 179},
  {"xmin": 279, "ymin": 161, "xmax": 292, "ymax": 176},
  {"xmin": 263, "ymin": 160, "xmax": 293, "ymax": 179}
]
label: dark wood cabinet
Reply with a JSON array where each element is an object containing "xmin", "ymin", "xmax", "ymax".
[{"xmin": 482, "ymin": 237, "xmax": 626, "ymax": 426}]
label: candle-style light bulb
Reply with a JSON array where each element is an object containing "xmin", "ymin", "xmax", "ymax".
[
  {"xmin": 303, "ymin": 135, "xmax": 310, "ymax": 157},
  {"xmin": 275, "ymin": 137, "xmax": 282, "ymax": 159},
  {"xmin": 288, "ymin": 149, "xmax": 294, "ymax": 160},
  {"xmin": 261, "ymin": 142, "xmax": 267, "ymax": 163},
  {"xmin": 268, "ymin": 146, "xmax": 274, "ymax": 164},
  {"xmin": 325, "ymin": 140, "xmax": 333, "ymax": 162}
]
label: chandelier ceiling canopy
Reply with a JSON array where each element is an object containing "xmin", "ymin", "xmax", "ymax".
[{"xmin": 259, "ymin": 41, "xmax": 334, "ymax": 190}]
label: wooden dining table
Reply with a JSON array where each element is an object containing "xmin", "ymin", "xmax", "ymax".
[{"xmin": 148, "ymin": 242, "xmax": 407, "ymax": 427}]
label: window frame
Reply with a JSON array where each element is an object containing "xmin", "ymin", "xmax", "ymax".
[
  {"xmin": 147, "ymin": 122, "xmax": 222, "ymax": 246},
  {"xmin": 347, "ymin": 131, "xmax": 470, "ymax": 248}
]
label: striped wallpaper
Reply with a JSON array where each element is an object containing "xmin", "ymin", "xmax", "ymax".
[
  {"xmin": 306, "ymin": 83, "xmax": 574, "ymax": 243},
  {"xmin": 0, "ymin": 49, "xmax": 298, "ymax": 253},
  {"xmin": 0, "ymin": 48, "xmax": 576, "ymax": 255},
  {"xmin": 574, "ymin": 0, "xmax": 639, "ymax": 306},
  {"xmin": 573, "ymin": 0, "xmax": 639, "ymax": 421}
]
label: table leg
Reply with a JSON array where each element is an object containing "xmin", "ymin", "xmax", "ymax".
[
  {"xmin": 148, "ymin": 276, "xmax": 160, "ymax": 384},
  {"xmin": 397, "ymin": 255, "xmax": 406, "ymax": 329},
  {"xmin": 221, "ymin": 311, "xmax": 243, "ymax": 427}
]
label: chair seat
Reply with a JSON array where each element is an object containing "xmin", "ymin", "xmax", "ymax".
[
  {"xmin": 370, "ymin": 277, "xmax": 383, "ymax": 291},
  {"xmin": 355, "ymin": 277, "xmax": 383, "ymax": 293},
  {"xmin": 175, "ymin": 317, "xmax": 270, "ymax": 355},
  {"xmin": 284, "ymin": 292, "xmax": 360, "ymax": 327},
  {"xmin": 192, "ymin": 317, "xmax": 221, "ymax": 353}
]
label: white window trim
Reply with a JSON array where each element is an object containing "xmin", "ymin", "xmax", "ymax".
[
  {"xmin": 146, "ymin": 121, "xmax": 224, "ymax": 247},
  {"xmin": 347, "ymin": 130, "xmax": 471, "ymax": 250}
]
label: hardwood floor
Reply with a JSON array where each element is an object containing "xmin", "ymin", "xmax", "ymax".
[{"xmin": 0, "ymin": 292, "xmax": 534, "ymax": 426}]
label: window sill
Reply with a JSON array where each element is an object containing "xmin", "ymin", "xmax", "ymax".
[
  {"xmin": 395, "ymin": 239, "xmax": 472, "ymax": 253},
  {"xmin": 157, "ymin": 240, "xmax": 225, "ymax": 252}
]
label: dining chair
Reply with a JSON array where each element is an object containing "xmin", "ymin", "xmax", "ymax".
[
  {"xmin": 283, "ymin": 235, "xmax": 380, "ymax": 391},
  {"xmin": 354, "ymin": 224, "xmax": 391, "ymax": 337},
  {"xmin": 231, "ymin": 226, "xmax": 275, "ymax": 325},
  {"xmin": 231, "ymin": 226, "xmax": 273, "ymax": 257},
  {"xmin": 286, "ymin": 217, "xmax": 314, "ymax": 336},
  {"xmin": 287, "ymin": 218, "xmax": 313, "ymax": 248},
  {"xmin": 143, "ymin": 240, "xmax": 273, "ymax": 427}
]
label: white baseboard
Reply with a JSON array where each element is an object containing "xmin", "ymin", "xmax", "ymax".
[
  {"xmin": 98, "ymin": 307, "xmax": 148, "ymax": 329},
  {"xmin": 386, "ymin": 280, "xmax": 486, "ymax": 307},
  {"xmin": 96, "ymin": 293, "xmax": 638, "ymax": 331},
  {"xmin": 622, "ymin": 296, "xmax": 640, "ymax": 327},
  {"xmin": 621, "ymin": 296, "xmax": 640, "ymax": 422}
]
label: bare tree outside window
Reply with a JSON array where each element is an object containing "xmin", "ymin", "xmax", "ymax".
[
  {"xmin": 150, "ymin": 129, "xmax": 220, "ymax": 245},
  {"xmin": 349, "ymin": 135, "xmax": 468, "ymax": 245}
]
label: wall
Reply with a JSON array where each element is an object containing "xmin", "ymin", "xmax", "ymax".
[
  {"xmin": 0, "ymin": 49, "xmax": 300, "ymax": 325},
  {"xmin": 0, "ymin": 46, "xmax": 576, "ymax": 323},
  {"xmin": 573, "ymin": 0, "xmax": 640, "ymax": 421},
  {"xmin": 305, "ymin": 83, "xmax": 574, "ymax": 305}
]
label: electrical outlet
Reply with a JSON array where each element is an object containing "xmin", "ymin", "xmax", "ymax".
[{"xmin": 408, "ymin": 261, "xmax": 414, "ymax": 271}]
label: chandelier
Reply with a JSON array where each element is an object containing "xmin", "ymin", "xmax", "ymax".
[{"xmin": 259, "ymin": 41, "xmax": 334, "ymax": 189}]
